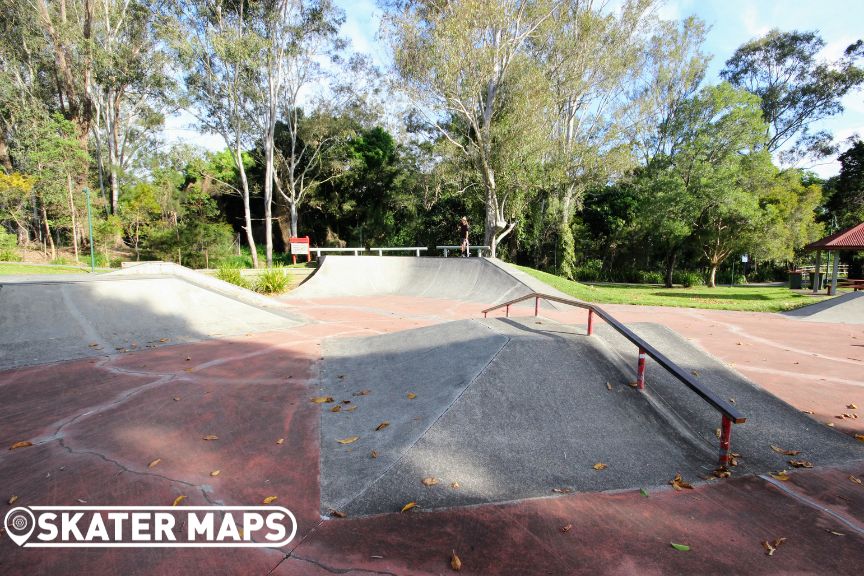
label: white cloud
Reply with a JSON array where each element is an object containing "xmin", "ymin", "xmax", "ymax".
[{"xmin": 741, "ymin": 4, "xmax": 769, "ymax": 37}]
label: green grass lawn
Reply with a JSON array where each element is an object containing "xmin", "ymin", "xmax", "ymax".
[
  {"xmin": 515, "ymin": 265, "xmax": 833, "ymax": 313},
  {"xmin": 0, "ymin": 263, "xmax": 92, "ymax": 275}
]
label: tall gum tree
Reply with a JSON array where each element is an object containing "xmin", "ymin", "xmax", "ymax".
[{"xmin": 383, "ymin": 0, "xmax": 558, "ymax": 257}]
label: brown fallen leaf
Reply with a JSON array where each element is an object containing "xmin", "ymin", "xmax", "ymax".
[
  {"xmin": 691, "ymin": 370, "xmax": 699, "ymax": 377},
  {"xmin": 769, "ymin": 470, "xmax": 791, "ymax": 481},
  {"xmin": 330, "ymin": 405, "xmax": 342, "ymax": 413},
  {"xmin": 173, "ymin": 397, "xmax": 181, "ymax": 401},
  {"xmin": 353, "ymin": 390, "xmax": 371, "ymax": 396},
  {"xmin": 370, "ymin": 450, "xmax": 379, "ymax": 458},
  {"xmin": 847, "ymin": 404, "xmax": 858, "ymax": 410},
  {"xmin": 854, "ymin": 434, "xmax": 864, "ymax": 442},
  {"xmin": 172, "ymin": 495, "xmax": 186, "ymax": 507},
  {"xmin": 628, "ymin": 381, "xmax": 639, "ymax": 388},
  {"xmin": 770, "ymin": 444, "xmax": 801, "ymax": 456},
  {"xmin": 835, "ymin": 415, "xmax": 846, "ymax": 419},
  {"xmin": 8, "ymin": 495, "xmax": 18, "ymax": 505},
  {"xmin": 715, "ymin": 428, "xmax": 721, "ymax": 439},
  {"xmin": 407, "ymin": 392, "xmax": 417, "ymax": 399},
  {"xmin": 849, "ymin": 475, "xmax": 862, "ymax": 486},
  {"xmin": 375, "ymin": 422, "xmax": 390, "ymax": 431},
  {"xmin": 802, "ymin": 410, "xmax": 815, "ymax": 414},
  {"xmin": 337, "ymin": 436, "xmax": 359, "ymax": 445},
  {"xmin": 202, "ymin": 435, "xmax": 219, "ymax": 441},
  {"xmin": 761, "ymin": 537, "xmax": 786, "ymax": 556},
  {"xmin": 450, "ymin": 550, "xmax": 462, "ymax": 572},
  {"xmin": 330, "ymin": 510, "xmax": 347, "ymax": 518},
  {"xmin": 450, "ymin": 482, "xmax": 460, "ymax": 489},
  {"xmin": 210, "ymin": 470, "xmax": 221, "ymax": 477},
  {"xmin": 592, "ymin": 462, "xmax": 607, "ymax": 471},
  {"xmin": 606, "ymin": 382, "xmax": 612, "ymax": 391},
  {"xmin": 341, "ymin": 400, "xmax": 352, "ymax": 404},
  {"xmin": 159, "ymin": 338, "xmax": 169, "ymax": 343},
  {"xmin": 311, "ymin": 396, "xmax": 334, "ymax": 404},
  {"xmin": 713, "ymin": 466, "xmax": 731, "ymax": 479},
  {"xmin": 670, "ymin": 473, "xmax": 693, "ymax": 490},
  {"xmin": 400, "ymin": 501, "xmax": 416, "ymax": 513},
  {"xmin": 560, "ymin": 523, "xmax": 572, "ymax": 533},
  {"xmin": 276, "ymin": 438, "xmax": 285, "ymax": 445},
  {"xmin": 148, "ymin": 458, "xmax": 162, "ymax": 468},
  {"xmin": 827, "ymin": 423, "xmax": 835, "ymax": 427},
  {"xmin": 552, "ymin": 487, "xmax": 573, "ymax": 494},
  {"xmin": 9, "ymin": 441, "xmax": 33, "ymax": 450},
  {"xmin": 185, "ymin": 357, "xmax": 191, "ymax": 362},
  {"xmin": 263, "ymin": 496, "xmax": 278, "ymax": 504},
  {"xmin": 422, "ymin": 477, "xmax": 439, "ymax": 486},
  {"xmin": 788, "ymin": 459, "xmax": 813, "ymax": 468}
]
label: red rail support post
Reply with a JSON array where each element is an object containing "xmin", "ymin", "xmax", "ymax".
[
  {"xmin": 505, "ymin": 304, "xmax": 510, "ymax": 318},
  {"xmin": 718, "ymin": 415, "xmax": 732, "ymax": 466},
  {"xmin": 534, "ymin": 296, "xmax": 540, "ymax": 317},
  {"xmin": 587, "ymin": 309, "xmax": 594, "ymax": 335},
  {"xmin": 636, "ymin": 347, "xmax": 646, "ymax": 389}
]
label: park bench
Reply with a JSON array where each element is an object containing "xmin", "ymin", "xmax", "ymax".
[{"xmin": 838, "ymin": 278, "xmax": 864, "ymax": 291}]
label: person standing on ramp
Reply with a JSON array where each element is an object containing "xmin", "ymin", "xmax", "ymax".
[{"xmin": 459, "ymin": 216, "xmax": 470, "ymax": 257}]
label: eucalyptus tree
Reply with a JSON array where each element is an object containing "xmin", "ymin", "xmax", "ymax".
[
  {"xmin": 383, "ymin": 0, "xmax": 559, "ymax": 257},
  {"xmin": 167, "ymin": 0, "xmax": 266, "ymax": 267}
]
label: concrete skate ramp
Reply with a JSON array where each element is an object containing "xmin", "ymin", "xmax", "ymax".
[
  {"xmin": 0, "ymin": 275, "xmax": 302, "ymax": 370},
  {"xmin": 289, "ymin": 255, "xmax": 567, "ymax": 305},
  {"xmin": 782, "ymin": 291, "xmax": 864, "ymax": 324},
  {"xmin": 318, "ymin": 318, "xmax": 864, "ymax": 516}
]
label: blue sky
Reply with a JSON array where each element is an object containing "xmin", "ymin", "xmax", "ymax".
[{"xmin": 169, "ymin": 0, "xmax": 864, "ymax": 177}]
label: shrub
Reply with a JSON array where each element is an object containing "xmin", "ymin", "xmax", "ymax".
[
  {"xmin": 572, "ymin": 258, "xmax": 602, "ymax": 282},
  {"xmin": 255, "ymin": 266, "xmax": 290, "ymax": 294},
  {"xmin": 0, "ymin": 229, "xmax": 21, "ymax": 261},
  {"xmin": 216, "ymin": 266, "xmax": 250, "ymax": 289},
  {"xmin": 51, "ymin": 256, "xmax": 69, "ymax": 265},
  {"xmin": 672, "ymin": 270, "xmax": 705, "ymax": 288},
  {"xmin": 637, "ymin": 271, "xmax": 664, "ymax": 285}
]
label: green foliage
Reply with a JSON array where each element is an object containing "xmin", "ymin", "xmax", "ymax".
[
  {"xmin": 0, "ymin": 229, "xmax": 21, "ymax": 261},
  {"xmin": 255, "ymin": 266, "xmax": 290, "ymax": 294},
  {"xmin": 672, "ymin": 271, "xmax": 705, "ymax": 288},
  {"xmin": 50, "ymin": 256, "xmax": 70, "ymax": 265},
  {"xmin": 216, "ymin": 266, "xmax": 250, "ymax": 289}
]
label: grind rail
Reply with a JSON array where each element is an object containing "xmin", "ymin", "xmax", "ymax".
[{"xmin": 482, "ymin": 292, "xmax": 746, "ymax": 466}]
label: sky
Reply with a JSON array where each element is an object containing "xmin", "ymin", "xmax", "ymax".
[{"xmin": 165, "ymin": 0, "xmax": 864, "ymax": 178}]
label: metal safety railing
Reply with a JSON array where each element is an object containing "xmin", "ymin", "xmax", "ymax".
[
  {"xmin": 481, "ymin": 292, "xmax": 746, "ymax": 466},
  {"xmin": 311, "ymin": 247, "xmax": 427, "ymax": 258},
  {"xmin": 436, "ymin": 245, "xmax": 491, "ymax": 257}
]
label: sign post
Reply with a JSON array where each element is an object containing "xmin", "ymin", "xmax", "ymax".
[{"xmin": 289, "ymin": 236, "xmax": 310, "ymax": 265}]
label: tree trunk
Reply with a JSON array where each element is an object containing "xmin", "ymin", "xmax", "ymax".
[
  {"xmin": 290, "ymin": 201, "xmax": 298, "ymax": 239},
  {"xmin": 67, "ymin": 173, "xmax": 79, "ymax": 262},
  {"xmin": 264, "ymin": 134, "xmax": 274, "ymax": 268},
  {"xmin": 236, "ymin": 148, "xmax": 258, "ymax": 269},
  {"xmin": 42, "ymin": 204, "xmax": 56, "ymax": 260},
  {"xmin": 0, "ymin": 135, "xmax": 12, "ymax": 173},
  {"xmin": 663, "ymin": 249, "xmax": 677, "ymax": 288},
  {"xmin": 708, "ymin": 264, "xmax": 718, "ymax": 288}
]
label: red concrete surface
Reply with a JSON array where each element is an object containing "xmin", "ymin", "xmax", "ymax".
[{"xmin": 2, "ymin": 290, "xmax": 863, "ymax": 574}]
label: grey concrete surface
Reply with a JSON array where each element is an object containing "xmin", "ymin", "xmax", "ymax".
[
  {"xmin": 781, "ymin": 291, "xmax": 864, "ymax": 324},
  {"xmin": 288, "ymin": 256, "xmax": 571, "ymax": 308},
  {"xmin": 318, "ymin": 320, "xmax": 509, "ymax": 513},
  {"xmin": 317, "ymin": 317, "xmax": 864, "ymax": 516},
  {"xmin": 0, "ymin": 276, "xmax": 302, "ymax": 369}
]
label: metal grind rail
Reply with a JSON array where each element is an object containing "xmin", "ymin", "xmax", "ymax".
[{"xmin": 482, "ymin": 292, "xmax": 746, "ymax": 466}]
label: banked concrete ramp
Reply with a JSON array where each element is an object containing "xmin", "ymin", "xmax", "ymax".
[
  {"xmin": 288, "ymin": 255, "xmax": 569, "ymax": 305},
  {"xmin": 782, "ymin": 290, "xmax": 864, "ymax": 324},
  {"xmin": 317, "ymin": 317, "xmax": 864, "ymax": 516}
]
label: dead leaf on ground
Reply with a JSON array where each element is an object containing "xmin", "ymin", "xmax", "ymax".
[
  {"xmin": 353, "ymin": 390, "xmax": 371, "ymax": 396},
  {"xmin": 407, "ymin": 392, "xmax": 417, "ymax": 399},
  {"xmin": 370, "ymin": 450, "xmax": 378, "ymax": 458},
  {"xmin": 148, "ymin": 459, "xmax": 161, "ymax": 468},
  {"xmin": 8, "ymin": 495, "xmax": 18, "ymax": 505},
  {"xmin": 202, "ymin": 435, "xmax": 219, "ymax": 441},
  {"xmin": 159, "ymin": 338, "xmax": 169, "ymax": 343},
  {"xmin": 210, "ymin": 470, "xmax": 221, "ymax": 477},
  {"xmin": 769, "ymin": 470, "xmax": 791, "ymax": 481},
  {"xmin": 606, "ymin": 382, "xmax": 612, "ymax": 391},
  {"xmin": 400, "ymin": 501, "xmax": 416, "ymax": 513},
  {"xmin": 276, "ymin": 438, "xmax": 285, "ymax": 445},
  {"xmin": 375, "ymin": 422, "xmax": 390, "ymax": 431},
  {"xmin": 801, "ymin": 409, "xmax": 814, "ymax": 414},
  {"xmin": 173, "ymin": 397, "xmax": 181, "ymax": 401},
  {"xmin": 788, "ymin": 459, "xmax": 813, "ymax": 468},
  {"xmin": 670, "ymin": 473, "xmax": 693, "ymax": 490},
  {"xmin": 854, "ymin": 434, "xmax": 864, "ymax": 442},
  {"xmin": 330, "ymin": 405, "xmax": 342, "ymax": 413},
  {"xmin": 827, "ymin": 530, "xmax": 845, "ymax": 536},
  {"xmin": 849, "ymin": 475, "xmax": 862, "ymax": 486},
  {"xmin": 450, "ymin": 550, "xmax": 462, "ymax": 572},
  {"xmin": 337, "ymin": 375, "xmax": 345, "ymax": 380},
  {"xmin": 263, "ymin": 496, "xmax": 278, "ymax": 504},
  {"xmin": 552, "ymin": 487, "xmax": 572, "ymax": 494},
  {"xmin": 560, "ymin": 524, "xmax": 572, "ymax": 533},
  {"xmin": 330, "ymin": 510, "xmax": 346, "ymax": 518},
  {"xmin": 691, "ymin": 370, "xmax": 699, "ymax": 377},
  {"xmin": 422, "ymin": 477, "xmax": 439, "ymax": 486},
  {"xmin": 311, "ymin": 396, "xmax": 334, "ymax": 404},
  {"xmin": 713, "ymin": 466, "xmax": 731, "ymax": 479},
  {"xmin": 592, "ymin": 462, "xmax": 607, "ymax": 471},
  {"xmin": 628, "ymin": 381, "xmax": 639, "ymax": 388},
  {"xmin": 450, "ymin": 482, "xmax": 460, "ymax": 489},
  {"xmin": 715, "ymin": 428, "xmax": 721, "ymax": 439},
  {"xmin": 337, "ymin": 436, "xmax": 359, "ymax": 445},
  {"xmin": 185, "ymin": 357, "xmax": 191, "ymax": 362},
  {"xmin": 847, "ymin": 404, "xmax": 857, "ymax": 410},
  {"xmin": 9, "ymin": 441, "xmax": 33, "ymax": 450},
  {"xmin": 770, "ymin": 444, "xmax": 801, "ymax": 456},
  {"xmin": 761, "ymin": 537, "xmax": 786, "ymax": 556},
  {"xmin": 172, "ymin": 495, "xmax": 186, "ymax": 507}
]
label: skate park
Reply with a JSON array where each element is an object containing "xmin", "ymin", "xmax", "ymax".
[{"xmin": 1, "ymin": 256, "xmax": 863, "ymax": 574}]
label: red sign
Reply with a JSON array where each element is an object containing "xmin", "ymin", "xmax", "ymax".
[{"xmin": 289, "ymin": 236, "xmax": 310, "ymax": 264}]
